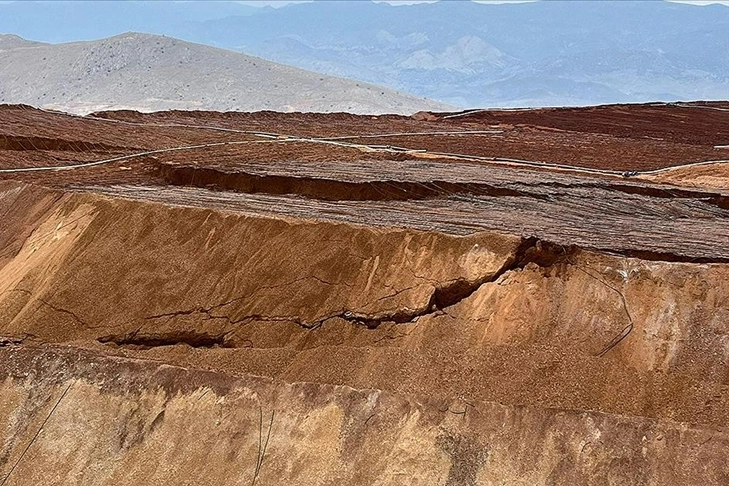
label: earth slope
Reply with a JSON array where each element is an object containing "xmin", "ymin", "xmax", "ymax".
[
  {"xmin": 0, "ymin": 102, "xmax": 728, "ymax": 484},
  {"xmin": 0, "ymin": 33, "xmax": 450, "ymax": 115}
]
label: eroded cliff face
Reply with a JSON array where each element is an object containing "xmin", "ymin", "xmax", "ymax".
[
  {"xmin": 0, "ymin": 182, "xmax": 521, "ymax": 338},
  {"xmin": 1, "ymin": 345, "xmax": 727, "ymax": 486},
  {"xmin": 1, "ymin": 180, "xmax": 728, "ymax": 484}
]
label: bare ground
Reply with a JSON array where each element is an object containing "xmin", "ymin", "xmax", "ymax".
[{"xmin": 1, "ymin": 102, "xmax": 728, "ymax": 484}]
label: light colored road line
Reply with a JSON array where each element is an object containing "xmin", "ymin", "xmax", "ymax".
[
  {"xmin": 3, "ymin": 130, "xmax": 729, "ymax": 179},
  {"xmin": 4, "ymin": 104, "xmax": 729, "ymax": 179},
  {"xmin": 638, "ymin": 158, "xmax": 729, "ymax": 175},
  {"xmin": 314, "ymin": 130, "xmax": 503, "ymax": 140},
  {"xmin": 670, "ymin": 102, "xmax": 729, "ymax": 112},
  {"xmin": 0, "ymin": 141, "xmax": 264, "ymax": 173}
]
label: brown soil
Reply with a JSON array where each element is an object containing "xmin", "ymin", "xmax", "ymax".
[
  {"xmin": 1, "ymin": 103, "xmax": 728, "ymax": 484},
  {"xmin": 641, "ymin": 161, "xmax": 729, "ymax": 189}
]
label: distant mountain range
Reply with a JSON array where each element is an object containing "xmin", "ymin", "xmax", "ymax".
[
  {"xmin": 0, "ymin": 33, "xmax": 449, "ymax": 115},
  {"xmin": 1, "ymin": 0, "xmax": 728, "ymax": 108}
]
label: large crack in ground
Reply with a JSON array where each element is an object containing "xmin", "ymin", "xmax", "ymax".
[
  {"xmin": 97, "ymin": 330, "xmax": 233, "ymax": 349},
  {"xmin": 96, "ymin": 237, "xmax": 579, "ymax": 349},
  {"xmin": 160, "ymin": 164, "xmax": 545, "ymax": 202},
  {"xmin": 332, "ymin": 237, "xmax": 556, "ymax": 329},
  {"xmin": 158, "ymin": 162, "xmax": 729, "ymax": 228},
  {"xmin": 552, "ymin": 180, "xmax": 729, "ymax": 212}
]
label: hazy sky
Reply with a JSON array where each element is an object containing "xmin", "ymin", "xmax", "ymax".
[
  {"xmin": 1, "ymin": 0, "xmax": 727, "ymax": 6},
  {"xmin": 235, "ymin": 1, "xmax": 531, "ymax": 6},
  {"xmin": 234, "ymin": 0, "xmax": 729, "ymax": 6}
]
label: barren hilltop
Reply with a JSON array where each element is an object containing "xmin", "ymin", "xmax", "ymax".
[
  {"xmin": 0, "ymin": 32, "xmax": 451, "ymax": 115},
  {"xmin": 1, "ymin": 102, "xmax": 729, "ymax": 484}
]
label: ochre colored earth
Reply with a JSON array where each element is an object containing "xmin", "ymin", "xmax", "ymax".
[{"xmin": 0, "ymin": 103, "xmax": 728, "ymax": 485}]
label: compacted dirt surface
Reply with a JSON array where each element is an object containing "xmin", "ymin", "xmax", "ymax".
[{"xmin": 1, "ymin": 102, "xmax": 729, "ymax": 485}]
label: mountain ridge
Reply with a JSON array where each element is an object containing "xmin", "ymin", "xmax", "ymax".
[
  {"xmin": 180, "ymin": 0, "xmax": 729, "ymax": 107},
  {"xmin": 1, "ymin": 1, "xmax": 728, "ymax": 108},
  {"xmin": 0, "ymin": 32, "xmax": 451, "ymax": 115}
]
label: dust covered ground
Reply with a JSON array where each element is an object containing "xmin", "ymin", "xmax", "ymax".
[{"xmin": 1, "ymin": 102, "xmax": 729, "ymax": 485}]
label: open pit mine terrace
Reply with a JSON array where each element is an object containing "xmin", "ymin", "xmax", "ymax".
[{"xmin": 1, "ymin": 102, "xmax": 729, "ymax": 484}]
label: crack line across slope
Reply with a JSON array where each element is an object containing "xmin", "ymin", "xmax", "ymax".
[
  {"xmin": 97, "ymin": 238, "xmax": 546, "ymax": 351},
  {"xmin": 3, "ymin": 288, "xmax": 100, "ymax": 330}
]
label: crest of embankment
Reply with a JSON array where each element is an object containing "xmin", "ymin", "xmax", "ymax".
[{"xmin": 0, "ymin": 180, "xmax": 728, "ymax": 484}]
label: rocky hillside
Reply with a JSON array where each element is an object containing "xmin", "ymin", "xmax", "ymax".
[{"xmin": 0, "ymin": 33, "xmax": 450, "ymax": 115}]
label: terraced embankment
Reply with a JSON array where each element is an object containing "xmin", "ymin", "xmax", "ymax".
[
  {"xmin": 1, "ymin": 104, "xmax": 728, "ymax": 484},
  {"xmin": 2, "ymin": 344, "xmax": 727, "ymax": 486}
]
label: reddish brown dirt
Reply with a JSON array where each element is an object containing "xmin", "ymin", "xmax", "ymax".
[
  {"xmin": 1, "ymin": 103, "xmax": 729, "ymax": 484},
  {"xmin": 2, "ymin": 102, "xmax": 728, "ymax": 178},
  {"xmin": 436, "ymin": 102, "xmax": 729, "ymax": 145}
]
